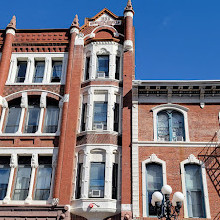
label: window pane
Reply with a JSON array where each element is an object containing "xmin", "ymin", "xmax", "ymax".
[
  {"xmin": 89, "ymin": 162, "xmax": 105, "ymax": 198},
  {"xmin": 25, "ymin": 107, "xmax": 41, "ymax": 133},
  {"xmin": 4, "ymin": 107, "xmax": 21, "ymax": 133},
  {"xmin": 115, "ymin": 56, "xmax": 120, "ymax": 80},
  {"xmin": 185, "ymin": 164, "xmax": 205, "ymax": 218},
  {"xmin": 0, "ymin": 157, "xmax": 10, "ymax": 200},
  {"xmin": 97, "ymin": 55, "xmax": 109, "ymax": 77},
  {"xmin": 157, "ymin": 112, "xmax": 169, "ymax": 141},
  {"xmin": 16, "ymin": 62, "xmax": 27, "ymax": 82},
  {"xmin": 43, "ymin": 106, "xmax": 59, "ymax": 133},
  {"xmin": 172, "ymin": 111, "xmax": 184, "ymax": 141},
  {"xmin": 33, "ymin": 61, "xmax": 45, "ymax": 83},
  {"xmin": 112, "ymin": 163, "xmax": 118, "ymax": 199},
  {"xmin": 93, "ymin": 102, "xmax": 107, "ymax": 130},
  {"xmin": 146, "ymin": 163, "xmax": 163, "ymax": 216},
  {"xmin": 85, "ymin": 57, "xmax": 90, "ymax": 80},
  {"xmin": 75, "ymin": 163, "xmax": 83, "ymax": 199},
  {"xmin": 51, "ymin": 61, "xmax": 62, "ymax": 82},
  {"xmin": 81, "ymin": 103, "xmax": 87, "ymax": 132},
  {"xmin": 114, "ymin": 103, "xmax": 119, "ymax": 132}
]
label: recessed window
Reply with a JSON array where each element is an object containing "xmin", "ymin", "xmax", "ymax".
[
  {"xmin": 85, "ymin": 57, "xmax": 90, "ymax": 80},
  {"xmin": 157, "ymin": 110, "xmax": 185, "ymax": 141},
  {"xmin": 115, "ymin": 56, "xmax": 120, "ymax": 80},
  {"xmin": 33, "ymin": 61, "xmax": 45, "ymax": 83},
  {"xmin": 16, "ymin": 61, "xmax": 27, "ymax": 83},
  {"xmin": 51, "ymin": 61, "xmax": 62, "ymax": 82},
  {"xmin": 34, "ymin": 156, "xmax": 52, "ymax": 200},
  {"xmin": 0, "ymin": 156, "xmax": 10, "ymax": 200},
  {"xmin": 75, "ymin": 163, "xmax": 83, "ymax": 199},
  {"xmin": 93, "ymin": 102, "xmax": 107, "ymax": 130},
  {"xmin": 112, "ymin": 163, "xmax": 118, "ymax": 199},
  {"xmin": 81, "ymin": 103, "xmax": 87, "ymax": 132},
  {"xmin": 114, "ymin": 103, "xmax": 119, "ymax": 132},
  {"xmin": 97, "ymin": 55, "xmax": 109, "ymax": 78},
  {"xmin": 13, "ymin": 156, "xmax": 31, "ymax": 200}
]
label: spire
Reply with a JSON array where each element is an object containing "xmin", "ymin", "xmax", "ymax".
[
  {"xmin": 71, "ymin": 14, "xmax": 79, "ymax": 29},
  {"xmin": 124, "ymin": 0, "xmax": 134, "ymax": 13},
  {"xmin": 7, "ymin": 15, "xmax": 16, "ymax": 30}
]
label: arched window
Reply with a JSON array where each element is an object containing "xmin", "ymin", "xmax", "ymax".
[{"xmin": 157, "ymin": 110, "xmax": 185, "ymax": 141}]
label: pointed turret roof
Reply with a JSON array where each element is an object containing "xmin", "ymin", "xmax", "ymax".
[
  {"xmin": 70, "ymin": 14, "xmax": 79, "ymax": 29},
  {"xmin": 6, "ymin": 15, "xmax": 16, "ymax": 30},
  {"xmin": 124, "ymin": 0, "xmax": 134, "ymax": 13}
]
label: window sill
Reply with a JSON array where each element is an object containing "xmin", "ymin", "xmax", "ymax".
[
  {"xmin": 5, "ymin": 83, "xmax": 64, "ymax": 86},
  {"xmin": 77, "ymin": 130, "xmax": 121, "ymax": 136},
  {"xmin": 0, "ymin": 199, "xmax": 52, "ymax": 205},
  {"xmin": 0, "ymin": 133, "xmax": 60, "ymax": 137}
]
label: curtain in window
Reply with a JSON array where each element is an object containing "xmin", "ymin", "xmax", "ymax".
[
  {"xmin": 13, "ymin": 165, "xmax": 31, "ymax": 200},
  {"xmin": 146, "ymin": 163, "xmax": 163, "ymax": 216},
  {"xmin": 33, "ymin": 62, "xmax": 45, "ymax": 83},
  {"xmin": 93, "ymin": 102, "xmax": 107, "ymax": 129},
  {"xmin": 157, "ymin": 112, "xmax": 169, "ymax": 141},
  {"xmin": 25, "ymin": 107, "xmax": 41, "ymax": 133},
  {"xmin": 5, "ymin": 107, "xmax": 21, "ymax": 133},
  {"xmin": 97, "ymin": 55, "xmax": 109, "ymax": 76},
  {"xmin": 0, "ymin": 166, "xmax": 10, "ymax": 200},
  {"xmin": 44, "ymin": 107, "xmax": 59, "ymax": 133},
  {"xmin": 34, "ymin": 165, "xmax": 52, "ymax": 200},
  {"xmin": 52, "ymin": 62, "xmax": 62, "ymax": 82},
  {"xmin": 185, "ymin": 164, "xmax": 205, "ymax": 218}
]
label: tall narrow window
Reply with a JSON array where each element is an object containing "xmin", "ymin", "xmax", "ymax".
[
  {"xmin": 43, "ymin": 105, "xmax": 59, "ymax": 133},
  {"xmin": 13, "ymin": 156, "xmax": 31, "ymax": 200},
  {"xmin": 81, "ymin": 103, "xmax": 87, "ymax": 132},
  {"xmin": 0, "ymin": 156, "xmax": 10, "ymax": 200},
  {"xmin": 146, "ymin": 163, "xmax": 163, "ymax": 216},
  {"xmin": 75, "ymin": 163, "xmax": 83, "ymax": 199},
  {"xmin": 112, "ymin": 163, "xmax": 118, "ymax": 199},
  {"xmin": 89, "ymin": 162, "xmax": 105, "ymax": 198},
  {"xmin": 51, "ymin": 61, "xmax": 62, "ymax": 82},
  {"xmin": 97, "ymin": 55, "xmax": 109, "ymax": 78},
  {"xmin": 4, "ymin": 98, "xmax": 21, "ymax": 133},
  {"xmin": 93, "ymin": 102, "xmax": 107, "ymax": 130},
  {"xmin": 16, "ymin": 61, "xmax": 27, "ymax": 83},
  {"xmin": 33, "ymin": 61, "xmax": 45, "ymax": 83},
  {"xmin": 157, "ymin": 110, "xmax": 185, "ymax": 141},
  {"xmin": 115, "ymin": 56, "xmax": 120, "ymax": 80},
  {"xmin": 25, "ymin": 97, "xmax": 40, "ymax": 133},
  {"xmin": 85, "ymin": 57, "xmax": 90, "ymax": 80},
  {"xmin": 185, "ymin": 164, "xmax": 205, "ymax": 218},
  {"xmin": 34, "ymin": 156, "xmax": 52, "ymax": 200},
  {"xmin": 114, "ymin": 103, "xmax": 119, "ymax": 132}
]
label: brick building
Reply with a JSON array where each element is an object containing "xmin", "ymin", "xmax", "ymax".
[{"xmin": 0, "ymin": 0, "xmax": 219, "ymax": 219}]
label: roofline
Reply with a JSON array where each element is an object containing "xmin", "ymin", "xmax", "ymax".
[{"xmin": 0, "ymin": 28, "xmax": 69, "ymax": 32}]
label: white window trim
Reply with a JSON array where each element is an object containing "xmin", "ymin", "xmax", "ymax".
[
  {"xmin": 152, "ymin": 104, "xmax": 190, "ymax": 142},
  {"xmin": 180, "ymin": 154, "xmax": 211, "ymax": 219},
  {"xmin": 142, "ymin": 153, "xmax": 167, "ymax": 217}
]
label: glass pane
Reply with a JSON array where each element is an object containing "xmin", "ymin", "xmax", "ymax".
[
  {"xmin": 16, "ymin": 62, "xmax": 27, "ymax": 82},
  {"xmin": 33, "ymin": 61, "xmax": 45, "ymax": 83},
  {"xmin": 13, "ymin": 165, "xmax": 31, "ymax": 200},
  {"xmin": 93, "ymin": 102, "xmax": 107, "ymax": 129},
  {"xmin": 158, "ymin": 112, "xmax": 169, "ymax": 141},
  {"xmin": 97, "ymin": 55, "xmax": 109, "ymax": 76},
  {"xmin": 0, "ymin": 166, "xmax": 10, "ymax": 200},
  {"xmin": 4, "ymin": 107, "xmax": 21, "ymax": 133},
  {"xmin": 34, "ymin": 165, "xmax": 52, "ymax": 200},
  {"xmin": 25, "ymin": 107, "xmax": 40, "ymax": 133},
  {"xmin": 115, "ymin": 56, "xmax": 120, "ymax": 80},
  {"xmin": 85, "ymin": 57, "xmax": 90, "ymax": 80},
  {"xmin": 172, "ymin": 111, "xmax": 184, "ymax": 141},
  {"xmin": 43, "ymin": 107, "xmax": 59, "ymax": 133},
  {"xmin": 75, "ymin": 163, "xmax": 83, "ymax": 199},
  {"xmin": 51, "ymin": 61, "xmax": 62, "ymax": 82}
]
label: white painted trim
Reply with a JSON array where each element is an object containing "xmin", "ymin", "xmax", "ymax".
[
  {"xmin": 124, "ymin": 11, "xmax": 134, "ymax": 18},
  {"xmin": 6, "ymin": 28, "xmax": 15, "ymax": 36},
  {"xmin": 142, "ymin": 154, "xmax": 167, "ymax": 217},
  {"xmin": 124, "ymin": 40, "xmax": 133, "ymax": 51},
  {"xmin": 152, "ymin": 104, "xmax": 190, "ymax": 142},
  {"xmin": 180, "ymin": 154, "xmax": 211, "ymax": 219}
]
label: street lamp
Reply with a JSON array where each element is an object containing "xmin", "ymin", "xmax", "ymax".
[{"xmin": 151, "ymin": 185, "xmax": 184, "ymax": 220}]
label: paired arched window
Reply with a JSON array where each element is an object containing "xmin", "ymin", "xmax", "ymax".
[{"xmin": 157, "ymin": 110, "xmax": 185, "ymax": 141}]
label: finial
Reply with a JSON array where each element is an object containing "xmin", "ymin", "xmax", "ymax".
[
  {"xmin": 7, "ymin": 15, "xmax": 16, "ymax": 30},
  {"xmin": 71, "ymin": 14, "xmax": 79, "ymax": 28},
  {"xmin": 124, "ymin": 0, "xmax": 134, "ymax": 13}
]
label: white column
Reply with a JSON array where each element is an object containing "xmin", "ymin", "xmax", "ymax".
[
  {"xmin": 42, "ymin": 57, "xmax": 50, "ymax": 83},
  {"xmin": 0, "ymin": 98, "xmax": 8, "ymax": 133},
  {"xmin": 87, "ymin": 88, "xmax": 94, "ymax": 131},
  {"xmin": 81, "ymin": 149, "xmax": 90, "ymax": 198},
  {"xmin": 104, "ymin": 149, "xmax": 113, "ymax": 199},
  {"xmin": 49, "ymin": 154, "xmax": 57, "ymax": 201},
  {"xmin": 61, "ymin": 57, "xmax": 67, "ymax": 84},
  {"xmin": 25, "ymin": 153, "xmax": 38, "ymax": 203},
  {"xmin": 3, "ymin": 154, "xmax": 18, "ymax": 204},
  {"xmin": 16, "ymin": 93, "xmax": 28, "ymax": 134},
  {"xmin": 56, "ymin": 100, "xmax": 63, "ymax": 135},
  {"xmin": 24, "ymin": 58, "xmax": 34, "ymax": 83},
  {"xmin": 90, "ymin": 52, "xmax": 96, "ymax": 79},
  {"xmin": 7, "ymin": 58, "xmax": 15, "ymax": 83},
  {"xmin": 109, "ymin": 54, "xmax": 116, "ymax": 79},
  {"xmin": 107, "ymin": 88, "xmax": 114, "ymax": 131}
]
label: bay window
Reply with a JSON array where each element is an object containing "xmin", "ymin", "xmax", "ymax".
[{"xmin": 0, "ymin": 156, "xmax": 10, "ymax": 200}]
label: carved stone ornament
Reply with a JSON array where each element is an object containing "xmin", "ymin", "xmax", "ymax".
[
  {"xmin": 187, "ymin": 154, "xmax": 197, "ymax": 163},
  {"xmin": 31, "ymin": 153, "xmax": 38, "ymax": 168},
  {"xmin": 149, "ymin": 153, "xmax": 158, "ymax": 162},
  {"xmin": 98, "ymin": 48, "xmax": 108, "ymax": 55},
  {"xmin": 52, "ymin": 197, "xmax": 59, "ymax": 206},
  {"xmin": 40, "ymin": 92, "xmax": 47, "ymax": 108},
  {"xmin": 63, "ymin": 94, "xmax": 69, "ymax": 103},
  {"xmin": 10, "ymin": 154, "xmax": 18, "ymax": 168},
  {"xmin": 21, "ymin": 93, "xmax": 28, "ymax": 108}
]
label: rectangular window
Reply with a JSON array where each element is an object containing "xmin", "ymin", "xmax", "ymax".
[
  {"xmin": 81, "ymin": 103, "xmax": 87, "ymax": 132},
  {"xmin": 13, "ymin": 156, "xmax": 31, "ymax": 200},
  {"xmin": 93, "ymin": 102, "xmax": 107, "ymax": 130},
  {"xmin": 75, "ymin": 163, "xmax": 83, "ymax": 199},
  {"xmin": 34, "ymin": 156, "xmax": 52, "ymax": 200},
  {"xmin": 16, "ymin": 61, "xmax": 27, "ymax": 83},
  {"xmin": 115, "ymin": 56, "xmax": 120, "ymax": 80},
  {"xmin": 89, "ymin": 162, "xmax": 105, "ymax": 198},
  {"xmin": 43, "ymin": 106, "xmax": 59, "ymax": 133},
  {"xmin": 114, "ymin": 103, "xmax": 119, "ymax": 132},
  {"xmin": 0, "ymin": 156, "xmax": 10, "ymax": 200},
  {"xmin": 51, "ymin": 61, "xmax": 62, "ymax": 82},
  {"xmin": 85, "ymin": 57, "xmax": 90, "ymax": 80},
  {"xmin": 112, "ymin": 163, "xmax": 118, "ymax": 199},
  {"xmin": 25, "ymin": 107, "xmax": 41, "ymax": 133},
  {"xmin": 4, "ymin": 107, "xmax": 21, "ymax": 133},
  {"xmin": 33, "ymin": 61, "xmax": 45, "ymax": 83},
  {"xmin": 97, "ymin": 55, "xmax": 109, "ymax": 78}
]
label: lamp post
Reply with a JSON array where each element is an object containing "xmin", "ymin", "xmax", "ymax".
[{"xmin": 151, "ymin": 185, "xmax": 184, "ymax": 220}]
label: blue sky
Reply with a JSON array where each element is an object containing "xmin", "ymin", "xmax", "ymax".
[{"xmin": 1, "ymin": 0, "xmax": 220, "ymax": 80}]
